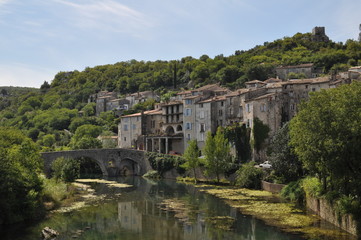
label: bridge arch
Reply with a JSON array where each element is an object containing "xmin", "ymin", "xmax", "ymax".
[{"xmin": 41, "ymin": 148, "xmax": 149, "ymax": 178}]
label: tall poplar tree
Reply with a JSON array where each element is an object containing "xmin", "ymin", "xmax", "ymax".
[
  {"xmin": 204, "ymin": 127, "xmax": 232, "ymax": 183},
  {"xmin": 182, "ymin": 139, "xmax": 200, "ymax": 182}
]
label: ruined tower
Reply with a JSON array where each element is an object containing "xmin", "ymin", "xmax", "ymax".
[{"xmin": 311, "ymin": 26, "xmax": 329, "ymax": 42}]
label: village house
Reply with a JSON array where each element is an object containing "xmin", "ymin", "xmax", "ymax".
[{"xmin": 117, "ymin": 70, "xmax": 357, "ymax": 159}]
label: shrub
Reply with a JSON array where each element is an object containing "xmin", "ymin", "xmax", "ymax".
[
  {"xmin": 146, "ymin": 152, "xmax": 185, "ymax": 176},
  {"xmin": 281, "ymin": 180, "xmax": 305, "ymax": 206},
  {"xmin": 52, "ymin": 157, "xmax": 80, "ymax": 182},
  {"xmin": 236, "ymin": 162, "xmax": 263, "ymax": 189},
  {"xmin": 302, "ymin": 176, "xmax": 322, "ymax": 198},
  {"xmin": 143, "ymin": 170, "xmax": 161, "ymax": 179}
]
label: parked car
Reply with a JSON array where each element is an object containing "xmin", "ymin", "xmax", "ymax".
[{"xmin": 259, "ymin": 161, "xmax": 272, "ymax": 169}]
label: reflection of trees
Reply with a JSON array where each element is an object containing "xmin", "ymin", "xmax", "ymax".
[{"xmin": 15, "ymin": 178, "xmax": 304, "ymax": 240}]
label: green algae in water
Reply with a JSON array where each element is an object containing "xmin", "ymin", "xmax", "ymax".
[
  {"xmin": 198, "ymin": 186, "xmax": 356, "ymax": 240},
  {"xmin": 205, "ymin": 216, "xmax": 235, "ymax": 231}
]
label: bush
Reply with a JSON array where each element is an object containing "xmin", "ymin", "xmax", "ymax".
[
  {"xmin": 236, "ymin": 162, "xmax": 263, "ymax": 189},
  {"xmin": 143, "ymin": 170, "xmax": 161, "ymax": 179},
  {"xmin": 302, "ymin": 176, "xmax": 322, "ymax": 198},
  {"xmin": 52, "ymin": 157, "xmax": 80, "ymax": 182},
  {"xmin": 146, "ymin": 152, "xmax": 185, "ymax": 176},
  {"xmin": 280, "ymin": 180, "xmax": 305, "ymax": 205}
]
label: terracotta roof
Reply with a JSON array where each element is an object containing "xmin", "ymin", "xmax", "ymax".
[
  {"xmin": 177, "ymin": 90, "xmax": 192, "ymax": 95},
  {"xmin": 246, "ymin": 80, "xmax": 265, "ymax": 84},
  {"xmin": 145, "ymin": 109, "xmax": 162, "ymax": 115},
  {"xmin": 246, "ymin": 93, "xmax": 276, "ymax": 102},
  {"xmin": 198, "ymin": 96, "xmax": 226, "ymax": 104},
  {"xmin": 264, "ymin": 78, "xmax": 282, "ymax": 83},
  {"xmin": 310, "ymin": 77, "xmax": 330, "ymax": 84},
  {"xmin": 266, "ymin": 82, "xmax": 283, "ymax": 89},
  {"xmin": 276, "ymin": 63, "xmax": 314, "ymax": 69},
  {"xmin": 225, "ymin": 88, "xmax": 249, "ymax": 97},
  {"xmin": 121, "ymin": 112, "xmax": 141, "ymax": 118}
]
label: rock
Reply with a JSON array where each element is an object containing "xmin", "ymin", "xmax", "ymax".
[{"xmin": 41, "ymin": 227, "xmax": 59, "ymax": 240}]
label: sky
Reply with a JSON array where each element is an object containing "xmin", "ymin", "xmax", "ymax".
[{"xmin": 0, "ymin": 0, "xmax": 360, "ymax": 88}]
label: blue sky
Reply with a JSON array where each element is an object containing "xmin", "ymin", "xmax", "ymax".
[{"xmin": 0, "ymin": 0, "xmax": 360, "ymax": 88}]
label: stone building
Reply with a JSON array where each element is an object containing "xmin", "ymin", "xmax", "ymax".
[{"xmin": 276, "ymin": 63, "xmax": 322, "ymax": 80}]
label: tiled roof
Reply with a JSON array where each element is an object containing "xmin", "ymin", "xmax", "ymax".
[
  {"xmin": 246, "ymin": 93, "xmax": 276, "ymax": 102},
  {"xmin": 246, "ymin": 80, "xmax": 265, "ymax": 84},
  {"xmin": 276, "ymin": 63, "xmax": 314, "ymax": 69}
]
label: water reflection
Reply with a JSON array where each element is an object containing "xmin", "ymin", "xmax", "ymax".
[{"xmin": 2, "ymin": 177, "xmax": 305, "ymax": 240}]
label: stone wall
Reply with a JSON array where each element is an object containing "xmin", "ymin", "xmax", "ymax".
[
  {"xmin": 306, "ymin": 196, "xmax": 357, "ymax": 236},
  {"xmin": 261, "ymin": 180, "xmax": 285, "ymax": 193}
]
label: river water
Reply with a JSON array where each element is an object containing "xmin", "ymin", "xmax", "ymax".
[{"xmin": 1, "ymin": 177, "xmax": 309, "ymax": 240}]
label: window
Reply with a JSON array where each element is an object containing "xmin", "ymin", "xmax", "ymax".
[
  {"xmin": 246, "ymin": 119, "xmax": 252, "ymax": 128},
  {"xmin": 187, "ymin": 134, "xmax": 191, "ymax": 140},
  {"xmin": 124, "ymin": 118, "xmax": 129, "ymax": 122},
  {"xmin": 124, "ymin": 137, "xmax": 126, "ymax": 141},
  {"xmin": 185, "ymin": 99, "xmax": 192, "ymax": 105},
  {"xmin": 218, "ymin": 110, "xmax": 223, "ymax": 116},
  {"xmin": 124, "ymin": 124, "xmax": 128, "ymax": 131},
  {"xmin": 260, "ymin": 104, "xmax": 267, "ymax": 112},
  {"xmin": 186, "ymin": 122, "xmax": 192, "ymax": 130},
  {"xmin": 200, "ymin": 123, "xmax": 205, "ymax": 132},
  {"xmin": 132, "ymin": 124, "xmax": 136, "ymax": 130},
  {"xmin": 151, "ymin": 120, "xmax": 155, "ymax": 128},
  {"xmin": 200, "ymin": 111, "xmax": 205, "ymax": 119},
  {"xmin": 185, "ymin": 108, "xmax": 192, "ymax": 116},
  {"xmin": 246, "ymin": 103, "xmax": 251, "ymax": 113},
  {"xmin": 290, "ymin": 104, "xmax": 295, "ymax": 111},
  {"xmin": 136, "ymin": 116, "xmax": 140, "ymax": 121},
  {"xmin": 220, "ymin": 101, "xmax": 224, "ymax": 106},
  {"xmin": 199, "ymin": 103, "xmax": 203, "ymax": 108}
]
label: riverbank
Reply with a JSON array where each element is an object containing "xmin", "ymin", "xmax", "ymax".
[
  {"xmin": 178, "ymin": 180, "xmax": 356, "ymax": 240},
  {"xmin": 43, "ymin": 178, "xmax": 132, "ymax": 214}
]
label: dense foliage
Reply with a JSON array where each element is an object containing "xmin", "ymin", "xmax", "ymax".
[
  {"xmin": 0, "ymin": 128, "xmax": 43, "ymax": 224},
  {"xmin": 146, "ymin": 152, "xmax": 185, "ymax": 176},
  {"xmin": 236, "ymin": 162, "xmax": 263, "ymax": 189},
  {"xmin": 52, "ymin": 157, "xmax": 80, "ymax": 183},
  {"xmin": 267, "ymin": 123, "xmax": 303, "ymax": 183},
  {"xmin": 224, "ymin": 123, "xmax": 251, "ymax": 163},
  {"xmin": 289, "ymin": 81, "xmax": 361, "ymax": 221}
]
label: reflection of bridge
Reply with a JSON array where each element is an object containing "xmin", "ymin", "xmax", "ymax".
[{"xmin": 41, "ymin": 148, "xmax": 152, "ymax": 177}]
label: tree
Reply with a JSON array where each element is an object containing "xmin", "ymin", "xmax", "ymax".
[
  {"xmin": 252, "ymin": 117, "xmax": 270, "ymax": 155},
  {"xmin": 182, "ymin": 139, "xmax": 201, "ymax": 182},
  {"xmin": 203, "ymin": 127, "xmax": 232, "ymax": 183},
  {"xmin": 289, "ymin": 81, "xmax": 361, "ymax": 197},
  {"xmin": 0, "ymin": 128, "xmax": 43, "ymax": 224},
  {"xmin": 52, "ymin": 157, "xmax": 80, "ymax": 182},
  {"xmin": 268, "ymin": 123, "xmax": 303, "ymax": 183},
  {"xmin": 69, "ymin": 124, "xmax": 103, "ymax": 149}
]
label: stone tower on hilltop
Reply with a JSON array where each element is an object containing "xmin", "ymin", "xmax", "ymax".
[
  {"xmin": 358, "ymin": 24, "xmax": 361, "ymax": 42},
  {"xmin": 311, "ymin": 26, "xmax": 329, "ymax": 42}
]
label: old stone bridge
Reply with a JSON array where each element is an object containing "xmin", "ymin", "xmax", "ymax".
[{"xmin": 41, "ymin": 148, "xmax": 152, "ymax": 177}]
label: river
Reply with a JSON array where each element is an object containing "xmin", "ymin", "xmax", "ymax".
[{"xmin": 0, "ymin": 177, "xmax": 314, "ymax": 240}]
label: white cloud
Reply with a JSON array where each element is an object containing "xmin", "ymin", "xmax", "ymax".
[
  {"xmin": 53, "ymin": 0, "xmax": 154, "ymax": 37},
  {"xmin": 0, "ymin": 63, "xmax": 55, "ymax": 88}
]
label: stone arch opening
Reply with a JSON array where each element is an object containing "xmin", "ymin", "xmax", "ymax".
[
  {"xmin": 165, "ymin": 126, "xmax": 175, "ymax": 135},
  {"xmin": 77, "ymin": 156, "xmax": 103, "ymax": 178},
  {"xmin": 176, "ymin": 125, "xmax": 182, "ymax": 131},
  {"xmin": 119, "ymin": 158, "xmax": 140, "ymax": 176}
]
